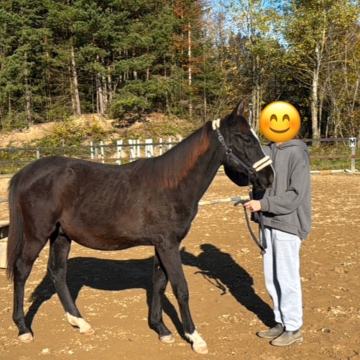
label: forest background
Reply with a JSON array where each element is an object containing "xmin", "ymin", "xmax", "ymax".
[{"xmin": 0, "ymin": 0, "xmax": 359, "ymax": 141}]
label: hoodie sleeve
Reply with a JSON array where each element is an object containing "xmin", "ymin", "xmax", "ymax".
[{"xmin": 260, "ymin": 150, "xmax": 310, "ymax": 215}]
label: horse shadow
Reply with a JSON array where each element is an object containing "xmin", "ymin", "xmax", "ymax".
[
  {"xmin": 26, "ymin": 244, "xmax": 273, "ymax": 336},
  {"xmin": 26, "ymin": 255, "xmax": 185, "ymax": 337}
]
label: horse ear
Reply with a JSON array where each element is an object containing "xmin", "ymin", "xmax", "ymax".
[
  {"xmin": 233, "ymin": 98, "xmax": 249, "ymax": 118},
  {"xmin": 235, "ymin": 100, "xmax": 246, "ymax": 116}
]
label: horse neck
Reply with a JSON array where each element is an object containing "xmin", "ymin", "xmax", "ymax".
[
  {"xmin": 159, "ymin": 123, "xmax": 223, "ymax": 203},
  {"xmin": 182, "ymin": 139, "xmax": 223, "ymax": 202}
]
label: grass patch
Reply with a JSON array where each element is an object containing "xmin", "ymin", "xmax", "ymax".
[{"xmin": 309, "ymin": 142, "xmax": 356, "ymax": 170}]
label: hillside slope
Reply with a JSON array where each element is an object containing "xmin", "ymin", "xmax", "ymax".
[{"xmin": 0, "ymin": 113, "xmax": 198, "ymax": 147}]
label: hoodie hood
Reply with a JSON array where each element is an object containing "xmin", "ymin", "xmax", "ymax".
[{"xmin": 270, "ymin": 139, "xmax": 308, "ymax": 151}]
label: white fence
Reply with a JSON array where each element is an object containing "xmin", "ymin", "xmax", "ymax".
[
  {"xmin": 0, "ymin": 137, "xmax": 358, "ymax": 172},
  {"xmin": 89, "ymin": 137, "xmax": 181, "ymax": 164}
]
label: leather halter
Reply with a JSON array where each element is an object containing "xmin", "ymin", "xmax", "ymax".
[
  {"xmin": 212, "ymin": 118, "xmax": 271, "ymax": 254},
  {"xmin": 211, "ymin": 119, "xmax": 272, "ymax": 174}
]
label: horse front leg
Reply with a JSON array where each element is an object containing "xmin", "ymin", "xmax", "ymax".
[
  {"xmin": 155, "ymin": 243, "xmax": 208, "ymax": 354},
  {"xmin": 149, "ymin": 251, "xmax": 174, "ymax": 344}
]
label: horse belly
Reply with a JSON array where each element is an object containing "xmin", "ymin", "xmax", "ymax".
[
  {"xmin": 59, "ymin": 217, "xmax": 152, "ymax": 251},
  {"xmin": 73, "ymin": 236, "xmax": 151, "ymax": 251}
]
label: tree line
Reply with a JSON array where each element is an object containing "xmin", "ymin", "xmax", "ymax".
[{"xmin": 0, "ymin": 0, "xmax": 359, "ymax": 140}]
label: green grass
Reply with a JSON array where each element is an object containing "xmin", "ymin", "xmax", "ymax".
[{"xmin": 308, "ymin": 143, "xmax": 357, "ymax": 170}]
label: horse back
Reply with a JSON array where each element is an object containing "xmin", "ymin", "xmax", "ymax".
[{"xmin": 11, "ymin": 156, "xmax": 195, "ymax": 250}]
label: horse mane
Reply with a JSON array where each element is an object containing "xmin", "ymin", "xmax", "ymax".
[{"xmin": 136, "ymin": 122, "xmax": 212, "ymax": 189}]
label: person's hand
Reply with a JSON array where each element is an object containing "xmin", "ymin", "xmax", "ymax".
[{"xmin": 244, "ymin": 200, "xmax": 261, "ymax": 212}]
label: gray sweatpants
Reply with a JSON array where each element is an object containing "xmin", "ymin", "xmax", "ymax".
[{"xmin": 262, "ymin": 227, "xmax": 303, "ymax": 331}]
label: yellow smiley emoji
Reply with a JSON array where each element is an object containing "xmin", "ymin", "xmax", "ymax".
[{"xmin": 259, "ymin": 101, "xmax": 301, "ymax": 142}]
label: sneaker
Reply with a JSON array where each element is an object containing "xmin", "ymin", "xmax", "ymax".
[
  {"xmin": 256, "ymin": 323, "xmax": 284, "ymax": 339},
  {"xmin": 270, "ymin": 329, "xmax": 303, "ymax": 347}
]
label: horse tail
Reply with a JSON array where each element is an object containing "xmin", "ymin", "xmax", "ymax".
[{"xmin": 6, "ymin": 172, "xmax": 24, "ymax": 280}]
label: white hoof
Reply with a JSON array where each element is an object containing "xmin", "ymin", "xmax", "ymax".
[
  {"xmin": 185, "ymin": 330, "xmax": 208, "ymax": 354},
  {"xmin": 18, "ymin": 332, "xmax": 33, "ymax": 343},
  {"xmin": 65, "ymin": 312, "xmax": 94, "ymax": 334},
  {"xmin": 83, "ymin": 327, "xmax": 95, "ymax": 335},
  {"xmin": 192, "ymin": 342, "xmax": 208, "ymax": 355},
  {"xmin": 160, "ymin": 334, "xmax": 175, "ymax": 344}
]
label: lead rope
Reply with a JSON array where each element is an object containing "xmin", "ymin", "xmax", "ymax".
[{"xmin": 234, "ymin": 183, "xmax": 267, "ymax": 255}]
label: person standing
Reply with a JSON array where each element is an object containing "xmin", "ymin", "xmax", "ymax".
[{"xmin": 244, "ymin": 102, "xmax": 311, "ymax": 346}]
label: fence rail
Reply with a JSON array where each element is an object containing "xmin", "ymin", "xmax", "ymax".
[
  {"xmin": 0, "ymin": 137, "xmax": 179, "ymax": 167},
  {"xmin": 0, "ymin": 136, "xmax": 358, "ymax": 173}
]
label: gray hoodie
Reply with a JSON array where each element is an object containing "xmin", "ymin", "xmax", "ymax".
[{"xmin": 258, "ymin": 140, "xmax": 311, "ymax": 240}]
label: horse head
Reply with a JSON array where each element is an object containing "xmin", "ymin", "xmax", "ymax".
[{"xmin": 215, "ymin": 101, "xmax": 274, "ymax": 191}]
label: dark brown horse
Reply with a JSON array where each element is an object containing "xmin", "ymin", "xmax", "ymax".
[{"xmin": 6, "ymin": 102, "xmax": 273, "ymax": 354}]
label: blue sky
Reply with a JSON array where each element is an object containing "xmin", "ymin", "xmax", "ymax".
[{"xmin": 206, "ymin": 0, "xmax": 286, "ymax": 41}]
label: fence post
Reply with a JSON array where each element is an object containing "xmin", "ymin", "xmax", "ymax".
[
  {"xmin": 90, "ymin": 141, "xmax": 95, "ymax": 159},
  {"xmin": 116, "ymin": 140, "xmax": 123, "ymax": 165},
  {"xmin": 129, "ymin": 139, "xmax": 135, "ymax": 161},
  {"xmin": 159, "ymin": 138, "xmax": 163, "ymax": 156},
  {"xmin": 99, "ymin": 141, "xmax": 105, "ymax": 163},
  {"xmin": 136, "ymin": 139, "xmax": 141, "ymax": 158},
  {"xmin": 145, "ymin": 139, "xmax": 154, "ymax": 158},
  {"xmin": 94, "ymin": 143, "xmax": 99, "ymax": 159},
  {"xmin": 349, "ymin": 137, "xmax": 357, "ymax": 172},
  {"xmin": 167, "ymin": 137, "xmax": 173, "ymax": 151},
  {"xmin": 61, "ymin": 139, "xmax": 65, "ymax": 156}
]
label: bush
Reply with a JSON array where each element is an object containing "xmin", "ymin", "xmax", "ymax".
[
  {"xmin": 110, "ymin": 77, "xmax": 171, "ymax": 121},
  {"xmin": 110, "ymin": 93, "xmax": 151, "ymax": 120},
  {"xmin": 35, "ymin": 121, "xmax": 87, "ymax": 148},
  {"xmin": 0, "ymin": 112, "xmax": 29, "ymax": 131}
]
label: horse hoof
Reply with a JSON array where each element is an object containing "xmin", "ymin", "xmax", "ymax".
[
  {"xmin": 18, "ymin": 333, "xmax": 33, "ymax": 343},
  {"xmin": 160, "ymin": 334, "xmax": 175, "ymax": 344},
  {"xmin": 82, "ymin": 327, "xmax": 95, "ymax": 336},
  {"xmin": 192, "ymin": 343, "xmax": 208, "ymax": 355},
  {"xmin": 65, "ymin": 312, "xmax": 93, "ymax": 334},
  {"xmin": 185, "ymin": 330, "xmax": 208, "ymax": 355}
]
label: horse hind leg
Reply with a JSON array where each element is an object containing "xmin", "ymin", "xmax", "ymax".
[
  {"xmin": 48, "ymin": 230, "xmax": 94, "ymax": 335},
  {"xmin": 13, "ymin": 237, "xmax": 48, "ymax": 342},
  {"xmin": 149, "ymin": 251, "xmax": 174, "ymax": 344}
]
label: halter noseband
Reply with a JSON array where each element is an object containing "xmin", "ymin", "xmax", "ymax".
[{"xmin": 212, "ymin": 119, "xmax": 272, "ymax": 174}]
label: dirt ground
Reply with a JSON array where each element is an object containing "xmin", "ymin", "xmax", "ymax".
[{"xmin": 0, "ymin": 174, "xmax": 359, "ymax": 360}]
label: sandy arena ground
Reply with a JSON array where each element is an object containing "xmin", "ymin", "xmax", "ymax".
[{"xmin": 0, "ymin": 174, "xmax": 359, "ymax": 360}]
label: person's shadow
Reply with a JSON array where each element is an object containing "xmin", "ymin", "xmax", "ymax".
[
  {"xmin": 181, "ymin": 244, "xmax": 274, "ymax": 327},
  {"xmin": 25, "ymin": 245, "xmax": 273, "ymax": 336}
]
